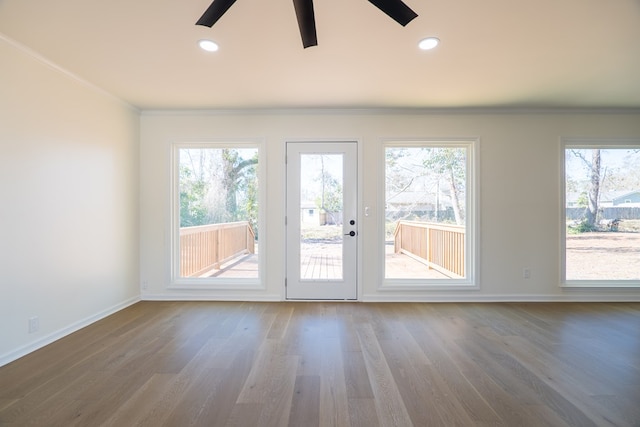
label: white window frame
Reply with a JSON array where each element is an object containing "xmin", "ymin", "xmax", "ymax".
[
  {"xmin": 169, "ymin": 141, "xmax": 266, "ymax": 290},
  {"xmin": 379, "ymin": 139, "xmax": 479, "ymax": 290},
  {"xmin": 560, "ymin": 138, "xmax": 640, "ymax": 288}
]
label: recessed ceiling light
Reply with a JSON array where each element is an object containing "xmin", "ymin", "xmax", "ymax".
[
  {"xmin": 199, "ymin": 39, "xmax": 219, "ymax": 52},
  {"xmin": 418, "ymin": 37, "xmax": 439, "ymax": 50}
]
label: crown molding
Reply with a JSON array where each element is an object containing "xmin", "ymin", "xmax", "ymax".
[{"xmin": 140, "ymin": 106, "xmax": 640, "ymax": 116}]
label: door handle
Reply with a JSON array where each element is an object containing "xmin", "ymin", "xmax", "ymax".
[{"xmin": 344, "ymin": 231, "xmax": 356, "ymax": 237}]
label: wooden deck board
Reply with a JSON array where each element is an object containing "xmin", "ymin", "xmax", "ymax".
[{"xmin": 210, "ymin": 244, "xmax": 449, "ymax": 280}]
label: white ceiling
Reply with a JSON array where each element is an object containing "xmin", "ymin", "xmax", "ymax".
[{"xmin": 2, "ymin": 0, "xmax": 640, "ymax": 110}]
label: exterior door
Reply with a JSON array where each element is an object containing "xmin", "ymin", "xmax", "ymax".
[{"xmin": 286, "ymin": 142, "xmax": 358, "ymax": 300}]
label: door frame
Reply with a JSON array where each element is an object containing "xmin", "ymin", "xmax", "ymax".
[{"xmin": 284, "ymin": 139, "xmax": 362, "ymax": 300}]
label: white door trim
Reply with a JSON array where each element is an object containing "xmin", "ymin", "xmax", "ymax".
[{"xmin": 285, "ymin": 141, "xmax": 359, "ymax": 300}]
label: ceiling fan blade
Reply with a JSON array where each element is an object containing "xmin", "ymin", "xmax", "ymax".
[
  {"xmin": 292, "ymin": 0, "xmax": 318, "ymax": 48},
  {"xmin": 368, "ymin": 0, "xmax": 418, "ymax": 26},
  {"xmin": 196, "ymin": 0, "xmax": 238, "ymax": 27}
]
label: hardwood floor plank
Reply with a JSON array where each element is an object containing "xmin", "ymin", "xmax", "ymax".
[
  {"xmin": 416, "ymin": 315, "xmax": 546, "ymax": 426},
  {"xmin": 100, "ymin": 373, "xmax": 177, "ymax": 427},
  {"xmin": 129, "ymin": 336, "xmax": 250, "ymax": 426},
  {"xmin": 342, "ymin": 350, "xmax": 374, "ymax": 399},
  {"xmin": 459, "ymin": 328, "xmax": 599, "ymax": 427},
  {"xmin": 236, "ymin": 340, "xmax": 298, "ymax": 426},
  {"xmin": 192, "ymin": 346, "xmax": 257, "ymax": 426},
  {"xmin": 476, "ymin": 316, "xmax": 638, "ymax": 427},
  {"xmin": 400, "ymin": 305, "xmax": 504, "ymax": 426},
  {"xmin": 592, "ymin": 394, "xmax": 640, "ymax": 427},
  {"xmin": 224, "ymin": 403, "xmax": 263, "ymax": 427},
  {"xmin": 318, "ymin": 337, "xmax": 351, "ymax": 427},
  {"xmin": 2, "ymin": 301, "xmax": 639, "ymax": 427},
  {"xmin": 68, "ymin": 366, "xmax": 157, "ymax": 426},
  {"xmin": 0, "ymin": 399, "xmax": 16, "ymax": 413},
  {"xmin": 159, "ymin": 311, "xmax": 266, "ymax": 426},
  {"xmin": 355, "ymin": 323, "xmax": 413, "ymax": 427},
  {"xmin": 378, "ymin": 336, "xmax": 476, "ymax": 426},
  {"xmin": 266, "ymin": 304, "xmax": 294, "ymax": 340},
  {"xmin": 347, "ymin": 398, "xmax": 380, "ymax": 427},
  {"xmin": 1, "ymin": 369, "xmax": 103, "ymax": 425},
  {"xmin": 288, "ymin": 375, "xmax": 320, "ymax": 427}
]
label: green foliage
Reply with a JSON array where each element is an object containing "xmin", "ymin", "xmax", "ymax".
[
  {"xmin": 315, "ymin": 172, "xmax": 342, "ymax": 213},
  {"xmin": 179, "ymin": 148, "xmax": 259, "ymax": 236},
  {"xmin": 422, "ymin": 147, "xmax": 466, "ymax": 179},
  {"xmin": 567, "ymin": 219, "xmax": 598, "ymax": 234},
  {"xmin": 179, "ymin": 165, "xmax": 209, "ymax": 227},
  {"xmin": 576, "ymin": 192, "xmax": 588, "ymax": 208}
]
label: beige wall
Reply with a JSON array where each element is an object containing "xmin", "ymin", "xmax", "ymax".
[
  {"xmin": 140, "ymin": 110, "xmax": 640, "ymax": 301},
  {"xmin": 0, "ymin": 38, "xmax": 140, "ymax": 364}
]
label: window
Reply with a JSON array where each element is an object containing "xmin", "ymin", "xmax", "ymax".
[
  {"xmin": 562, "ymin": 140, "xmax": 640, "ymax": 286},
  {"xmin": 172, "ymin": 143, "xmax": 263, "ymax": 287},
  {"xmin": 382, "ymin": 140, "xmax": 477, "ymax": 288}
]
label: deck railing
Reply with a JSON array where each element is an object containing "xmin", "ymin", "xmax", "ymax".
[
  {"xmin": 180, "ymin": 221, "xmax": 255, "ymax": 277},
  {"xmin": 394, "ymin": 220, "xmax": 465, "ymax": 278}
]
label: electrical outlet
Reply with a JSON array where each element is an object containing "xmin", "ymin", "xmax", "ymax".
[
  {"xmin": 142, "ymin": 280, "xmax": 148, "ymax": 290},
  {"xmin": 28, "ymin": 316, "xmax": 39, "ymax": 333},
  {"xmin": 523, "ymin": 268, "xmax": 531, "ymax": 279}
]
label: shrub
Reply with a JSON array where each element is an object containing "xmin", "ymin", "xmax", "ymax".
[{"xmin": 568, "ymin": 219, "xmax": 598, "ymax": 234}]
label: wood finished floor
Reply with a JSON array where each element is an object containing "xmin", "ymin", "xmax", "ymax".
[{"xmin": 1, "ymin": 301, "xmax": 639, "ymax": 426}]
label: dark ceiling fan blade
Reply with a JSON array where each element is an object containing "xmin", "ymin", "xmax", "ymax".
[
  {"xmin": 196, "ymin": 0, "xmax": 238, "ymax": 27},
  {"xmin": 368, "ymin": 0, "xmax": 418, "ymax": 26},
  {"xmin": 292, "ymin": 0, "xmax": 318, "ymax": 48}
]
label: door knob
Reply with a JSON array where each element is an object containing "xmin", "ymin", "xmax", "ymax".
[{"xmin": 344, "ymin": 230, "xmax": 356, "ymax": 237}]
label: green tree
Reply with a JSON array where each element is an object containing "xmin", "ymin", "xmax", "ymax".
[
  {"xmin": 179, "ymin": 165, "xmax": 209, "ymax": 227},
  {"xmin": 221, "ymin": 148, "xmax": 258, "ymax": 222},
  {"xmin": 570, "ymin": 149, "xmax": 601, "ymax": 228},
  {"xmin": 179, "ymin": 148, "xmax": 259, "ymax": 235},
  {"xmin": 314, "ymin": 155, "xmax": 342, "ymax": 224}
]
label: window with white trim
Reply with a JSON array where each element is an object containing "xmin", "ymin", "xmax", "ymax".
[
  {"xmin": 562, "ymin": 140, "xmax": 640, "ymax": 286},
  {"xmin": 382, "ymin": 140, "xmax": 477, "ymax": 287},
  {"xmin": 172, "ymin": 143, "xmax": 263, "ymax": 287}
]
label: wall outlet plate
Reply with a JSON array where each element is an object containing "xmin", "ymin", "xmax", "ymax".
[{"xmin": 28, "ymin": 316, "xmax": 39, "ymax": 333}]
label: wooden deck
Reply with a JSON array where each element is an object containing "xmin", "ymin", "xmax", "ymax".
[
  {"xmin": 202, "ymin": 253, "xmax": 259, "ymax": 278},
  {"xmin": 207, "ymin": 243, "xmax": 449, "ymax": 279},
  {"xmin": 299, "ymin": 242, "xmax": 342, "ymax": 279}
]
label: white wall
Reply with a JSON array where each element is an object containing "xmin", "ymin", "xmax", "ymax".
[
  {"xmin": 140, "ymin": 110, "xmax": 640, "ymax": 302},
  {"xmin": 0, "ymin": 37, "xmax": 140, "ymax": 365}
]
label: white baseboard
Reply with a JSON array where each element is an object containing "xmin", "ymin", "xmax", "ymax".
[
  {"xmin": 142, "ymin": 293, "xmax": 282, "ymax": 302},
  {"xmin": 145, "ymin": 293, "xmax": 640, "ymax": 303},
  {"xmin": 361, "ymin": 294, "xmax": 640, "ymax": 302},
  {"xmin": 0, "ymin": 296, "xmax": 140, "ymax": 368}
]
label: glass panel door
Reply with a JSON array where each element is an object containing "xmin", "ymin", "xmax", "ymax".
[{"xmin": 286, "ymin": 142, "xmax": 357, "ymax": 299}]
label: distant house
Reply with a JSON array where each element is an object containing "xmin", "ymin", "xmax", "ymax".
[
  {"xmin": 611, "ymin": 190, "xmax": 640, "ymax": 206},
  {"xmin": 300, "ymin": 200, "xmax": 318, "ymax": 225},
  {"xmin": 566, "ymin": 189, "xmax": 640, "ymax": 220},
  {"xmin": 300, "ymin": 200, "xmax": 342, "ymax": 225},
  {"xmin": 567, "ymin": 190, "xmax": 640, "ymax": 208},
  {"xmin": 386, "ymin": 191, "xmax": 438, "ymax": 212},
  {"xmin": 386, "ymin": 190, "xmax": 455, "ymax": 221}
]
